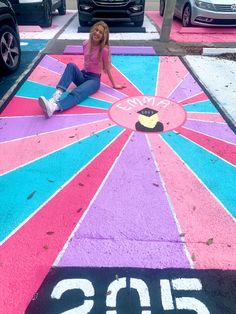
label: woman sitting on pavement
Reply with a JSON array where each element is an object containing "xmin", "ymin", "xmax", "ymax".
[{"xmin": 38, "ymin": 21, "xmax": 125, "ymax": 118}]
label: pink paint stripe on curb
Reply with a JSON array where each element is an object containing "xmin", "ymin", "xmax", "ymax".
[
  {"xmin": 146, "ymin": 11, "xmax": 236, "ymax": 43},
  {"xmin": 148, "ymin": 134, "xmax": 236, "ymax": 270},
  {"xmin": 0, "ymin": 129, "xmax": 131, "ymax": 314},
  {"xmin": 19, "ymin": 25, "xmax": 43, "ymax": 32}
]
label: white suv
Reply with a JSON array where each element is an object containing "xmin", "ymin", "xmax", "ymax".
[{"xmin": 9, "ymin": 0, "xmax": 66, "ymax": 27}]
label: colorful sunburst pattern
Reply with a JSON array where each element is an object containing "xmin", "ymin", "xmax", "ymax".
[{"xmin": 0, "ymin": 53, "xmax": 235, "ymax": 312}]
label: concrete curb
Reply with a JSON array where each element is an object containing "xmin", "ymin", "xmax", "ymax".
[{"xmin": 202, "ymin": 48, "xmax": 236, "ymax": 56}]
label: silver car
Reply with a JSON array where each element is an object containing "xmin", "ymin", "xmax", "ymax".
[{"xmin": 160, "ymin": 0, "xmax": 236, "ymax": 27}]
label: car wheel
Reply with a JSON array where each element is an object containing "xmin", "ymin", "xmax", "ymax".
[
  {"xmin": 160, "ymin": 0, "xmax": 165, "ymax": 17},
  {"xmin": 0, "ymin": 25, "xmax": 21, "ymax": 74},
  {"xmin": 58, "ymin": 0, "xmax": 66, "ymax": 15},
  {"xmin": 40, "ymin": 0, "xmax": 52, "ymax": 27},
  {"xmin": 182, "ymin": 4, "xmax": 191, "ymax": 27}
]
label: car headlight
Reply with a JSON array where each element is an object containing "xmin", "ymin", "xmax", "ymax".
[{"xmin": 195, "ymin": 0, "xmax": 216, "ymax": 11}]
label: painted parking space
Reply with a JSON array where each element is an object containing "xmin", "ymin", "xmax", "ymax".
[
  {"xmin": 147, "ymin": 11, "xmax": 236, "ymax": 43},
  {"xmin": 0, "ymin": 52, "xmax": 235, "ymax": 313}
]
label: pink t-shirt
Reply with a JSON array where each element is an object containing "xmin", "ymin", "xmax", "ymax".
[{"xmin": 83, "ymin": 40, "xmax": 110, "ymax": 74}]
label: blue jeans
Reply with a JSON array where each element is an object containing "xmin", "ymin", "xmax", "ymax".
[{"xmin": 56, "ymin": 63, "xmax": 101, "ymax": 111}]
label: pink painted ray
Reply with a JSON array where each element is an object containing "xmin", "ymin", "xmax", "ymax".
[
  {"xmin": 156, "ymin": 56, "xmax": 188, "ymax": 98},
  {"xmin": 148, "ymin": 134, "xmax": 236, "ymax": 270},
  {"xmin": 0, "ymin": 119, "xmax": 115, "ymax": 175},
  {"xmin": 28, "ymin": 65, "xmax": 62, "ymax": 87},
  {"xmin": 187, "ymin": 112, "xmax": 226, "ymax": 123},
  {"xmin": 178, "ymin": 92, "xmax": 208, "ymax": 106}
]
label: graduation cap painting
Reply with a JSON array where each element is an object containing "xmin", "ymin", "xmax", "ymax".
[{"xmin": 135, "ymin": 107, "xmax": 164, "ymax": 132}]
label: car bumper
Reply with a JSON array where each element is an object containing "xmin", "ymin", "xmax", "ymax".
[
  {"xmin": 78, "ymin": 1, "xmax": 144, "ymax": 24},
  {"xmin": 10, "ymin": 3, "xmax": 45, "ymax": 25},
  {"xmin": 79, "ymin": 10, "xmax": 144, "ymax": 24},
  {"xmin": 191, "ymin": 6, "xmax": 236, "ymax": 26}
]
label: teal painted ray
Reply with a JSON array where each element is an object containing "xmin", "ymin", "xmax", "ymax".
[
  {"xmin": 111, "ymin": 55, "xmax": 160, "ymax": 95},
  {"xmin": 16, "ymin": 81, "xmax": 111, "ymax": 109},
  {"xmin": 16, "ymin": 80, "xmax": 56, "ymax": 99},
  {"xmin": 20, "ymin": 39, "xmax": 48, "ymax": 52},
  {"xmin": 184, "ymin": 99, "xmax": 218, "ymax": 113},
  {"xmin": 80, "ymin": 97, "xmax": 111, "ymax": 109},
  {"xmin": 161, "ymin": 132, "xmax": 236, "ymax": 217},
  {"xmin": 0, "ymin": 125, "xmax": 124, "ymax": 242}
]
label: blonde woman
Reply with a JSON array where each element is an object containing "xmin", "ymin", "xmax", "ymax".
[{"xmin": 38, "ymin": 21, "xmax": 125, "ymax": 118}]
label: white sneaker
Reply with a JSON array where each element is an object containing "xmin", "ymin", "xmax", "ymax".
[
  {"xmin": 38, "ymin": 96, "xmax": 59, "ymax": 118},
  {"xmin": 52, "ymin": 89, "xmax": 63, "ymax": 102}
]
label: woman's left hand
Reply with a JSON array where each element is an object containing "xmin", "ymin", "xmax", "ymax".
[{"xmin": 113, "ymin": 84, "xmax": 126, "ymax": 89}]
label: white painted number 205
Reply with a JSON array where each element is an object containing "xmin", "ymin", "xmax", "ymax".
[{"xmin": 51, "ymin": 277, "xmax": 210, "ymax": 313}]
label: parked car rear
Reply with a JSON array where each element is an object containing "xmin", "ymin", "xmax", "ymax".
[
  {"xmin": 8, "ymin": 0, "xmax": 66, "ymax": 27},
  {"xmin": 77, "ymin": 0, "xmax": 145, "ymax": 27},
  {"xmin": 0, "ymin": 0, "xmax": 21, "ymax": 74},
  {"xmin": 160, "ymin": 0, "xmax": 236, "ymax": 27}
]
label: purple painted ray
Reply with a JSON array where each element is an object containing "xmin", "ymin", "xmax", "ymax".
[
  {"xmin": 0, "ymin": 114, "xmax": 108, "ymax": 142},
  {"xmin": 100, "ymin": 83, "xmax": 127, "ymax": 99},
  {"xmin": 38, "ymin": 55, "xmax": 66, "ymax": 74},
  {"xmin": 63, "ymin": 45, "xmax": 156, "ymax": 55},
  {"xmin": 169, "ymin": 73, "xmax": 202, "ymax": 102},
  {"xmin": 58, "ymin": 132, "xmax": 190, "ymax": 268},
  {"xmin": 183, "ymin": 120, "xmax": 236, "ymax": 144},
  {"xmin": 110, "ymin": 46, "xmax": 156, "ymax": 55}
]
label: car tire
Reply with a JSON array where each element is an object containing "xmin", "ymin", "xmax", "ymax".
[
  {"xmin": 159, "ymin": 0, "xmax": 165, "ymax": 17},
  {"xmin": 58, "ymin": 0, "xmax": 66, "ymax": 15},
  {"xmin": 40, "ymin": 0, "xmax": 52, "ymax": 27},
  {"xmin": 182, "ymin": 4, "xmax": 192, "ymax": 27},
  {"xmin": 0, "ymin": 25, "xmax": 21, "ymax": 74}
]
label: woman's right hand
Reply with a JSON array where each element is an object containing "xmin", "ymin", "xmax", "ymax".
[{"xmin": 113, "ymin": 83, "xmax": 126, "ymax": 89}]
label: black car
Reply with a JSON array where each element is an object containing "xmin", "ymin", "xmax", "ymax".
[
  {"xmin": 78, "ymin": 0, "xmax": 145, "ymax": 27},
  {"xmin": 8, "ymin": 0, "xmax": 66, "ymax": 28},
  {"xmin": 0, "ymin": 0, "xmax": 21, "ymax": 74}
]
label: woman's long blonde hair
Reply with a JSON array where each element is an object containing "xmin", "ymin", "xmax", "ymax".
[{"xmin": 88, "ymin": 21, "xmax": 110, "ymax": 70}]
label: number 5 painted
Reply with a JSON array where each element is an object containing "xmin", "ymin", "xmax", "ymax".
[{"xmin": 160, "ymin": 278, "xmax": 210, "ymax": 313}]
